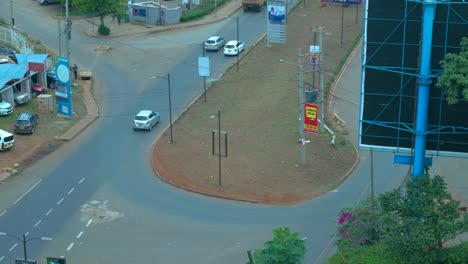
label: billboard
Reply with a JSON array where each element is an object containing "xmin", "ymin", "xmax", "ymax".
[
  {"xmin": 360, "ymin": 0, "xmax": 468, "ymax": 156},
  {"xmin": 267, "ymin": 0, "xmax": 286, "ymax": 44}
]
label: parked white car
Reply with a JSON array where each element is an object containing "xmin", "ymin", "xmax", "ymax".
[
  {"xmin": 0, "ymin": 101, "xmax": 13, "ymax": 116},
  {"xmin": 224, "ymin": 40, "xmax": 245, "ymax": 56},
  {"xmin": 0, "ymin": 129, "xmax": 14, "ymax": 151},
  {"xmin": 133, "ymin": 110, "xmax": 160, "ymax": 131}
]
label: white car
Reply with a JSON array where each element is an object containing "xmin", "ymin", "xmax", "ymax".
[
  {"xmin": 133, "ymin": 110, "xmax": 160, "ymax": 131},
  {"xmin": 204, "ymin": 36, "xmax": 226, "ymax": 51},
  {"xmin": 0, "ymin": 101, "xmax": 13, "ymax": 116},
  {"xmin": 223, "ymin": 40, "xmax": 245, "ymax": 56}
]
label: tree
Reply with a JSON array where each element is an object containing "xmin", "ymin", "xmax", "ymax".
[
  {"xmin": 437, "ymin": 36, "xmax": 468, "ymax": 105},
  {"xmin": 72, "ymin": 0, "xmax": 127, "ymax": 28},
  {"xmin": 248, "ymin": 227, "xmax": 306, "ymax": 264},
  {"xmin": 379, "ymin": 174, "xmax": 468, "ymax": 263}
]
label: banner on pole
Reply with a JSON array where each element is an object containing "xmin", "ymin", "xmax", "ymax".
[{"xmin": 304, "ymin": 103, "xmax": 318, "ymax": 134}]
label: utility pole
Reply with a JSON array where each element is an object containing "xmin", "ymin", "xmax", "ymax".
[
  {"xmin": 236, "ymin": 16, "xmax": 239, "ymax": 71},
  {"xmin": 10, "ymin": 0, "xmax": 14, "ymax": 27},
  {"xmin": 318, "ymin": 27, "xmax": 325, "ymax": 132},
  {"xmin": 202, "ymin": 42, "xmax": 207, "ymax": 103},
  {"xmin": 58, "ymin": 19, "xmax": 62, "ymax": 56},
  {"xmin": 65, "ymin": 0, "xmax": 71, "ymax": 59},
  {"xmin": 298, "ymin": 49, "xmax": 306, "ymax": 164}
]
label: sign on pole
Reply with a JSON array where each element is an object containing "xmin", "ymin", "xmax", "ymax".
[
  {"xmin": 55, "ymin": 56, "xmax": 73, "ymax": 116},
  {"xmin": 304, "ymin": 103, "xmax": 318, "ymax": 134},
  {"xmin": 198, "ymin": 56, "xmax": 210, "ymax": 77}
]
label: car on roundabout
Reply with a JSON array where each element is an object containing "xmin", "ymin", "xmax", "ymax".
[
  {"xmin": 204, "ymin": 36, "xmax": 226, "ymax": 51},
  {"xmin": 133, "ymin": 110, "xmax": 160, "ymax": 131},
  {"xmin": 223, "ymin": 40, "xmax": 245, "ymax": 56}
]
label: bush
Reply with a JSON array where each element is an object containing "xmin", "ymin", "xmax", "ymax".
[
  {"xmin": 98, "ymin": 24, "xmax": 110, "ymax": 36},
  {"xmin": 180, "ymin": 0, "xmax": 229, "ymax": 22},
  {"xmin": 327, "ymin": 242, "xmax": 404, "ymax": 264}
]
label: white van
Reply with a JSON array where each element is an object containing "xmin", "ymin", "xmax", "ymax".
[{"xmin": 0, "ymin": 129, "xmax": 15, "ymax": 151}]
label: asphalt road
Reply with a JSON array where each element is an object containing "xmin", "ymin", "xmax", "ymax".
[{"xmin": 3, "ymin": 1, "xmax": 463, "ymax": 264}]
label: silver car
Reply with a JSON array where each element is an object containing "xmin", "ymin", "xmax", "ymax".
[
  {"xmin": 0, "ymin": 101, "xmax": 13, "ymax": 116},
  {"xmin": 133, "ymin": 110, "xmax": 160, "ymax": 131},
  {"xmin": 14, "ymin": 90, "xmax": 30, "ymax": 105},
  {"xmin": 204, "ymin": 36, "xmax": 226, "ymax": 51}
]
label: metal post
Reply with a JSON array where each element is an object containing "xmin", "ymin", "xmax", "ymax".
[
  {"xmin": 370, "ymin": 148, "xmax": 375, "ymax": 210},
  {"xmin": 312, "ymin": 31, "xmax": 317, "ymax": 89},
  {"xmin": 203, "ymin": 42, "xmax": 207, "ymax": 103},
  {"xmin": 215, "ymin": 0, "xmax": 217, "ymax": 17},
  {"xmin": 168, "ymin": 73, "xmax": 173, "ymax": 143},
  {"xmin": 247, "ymin": 250, "xmax": 256, "ymax": 264},
  {"xmin": 298, "ymin": 49, "xmax": 306, "ymax": 164},
  {"xmin": 58, "ymin": 19, "xmax": 62, "ymax": 56},
  {"xmin": 65, "ymin": 0, "xmax": 70, "ymax": 59},
  {"xmin": 218, "ymin": 110, "xmax": 222, "ymax": 186},
  {"xmin": 22, "ymin": 234, "xmax": 27, "ymax": 261},
  {"xmin": 318, "ymin": 27, "xmax": 325, "ymax": 132},
  {"xmin": 10, "ymin": 0, "xmax": 14, "ymax": 27},
  {"xmin": 236, "ymin": 16, "xmax": 239, "ymax": 71},
  {"xmin": 412, "ymin": 0, "xmax": 435, "ymax": 177}
]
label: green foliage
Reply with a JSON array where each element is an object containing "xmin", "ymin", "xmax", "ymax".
[
  {"xmin": 72, "ymin": 0, "xmax": 127, "ymax": 26},
  {"xmin": 437, "ymin": 36, "xmax": 468, "ymax": 105},
  {"xmin": 248, "ymin": 227, "xmax": 306, "ymax": 264},
  {"xmin": 336, "ymin": 197, "xmax": 383, "ymax": 251},
  {"xmin": 98, "ymin": 24, "xmax": 110, "ymax": 36},
  {"xmin": 327, "ymin": 242, "xmax": 405, "ymax": 264},
  {"xmin": 180, "ymin": 0, "xmax": 229, "ymax": 22},
  {"xmin": 379, "ymin": 174, "xmax": 468, "ymax": 263}
]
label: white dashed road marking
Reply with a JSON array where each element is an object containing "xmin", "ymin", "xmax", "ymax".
[
  {"xmin": 9, "ymin": 243, "xmax": 17, "ymax": 251},
  {"xmin": 46, "ymin": 208, "xmax": 53, "ymax": 216},
  {"xmin": 78, "ymin": 178, "xmax": 85, "ymax": 184},
  {"xmin": 0, "ymin": 256, "xmax": 4, "ymax": 262},
  {"xmin": 24, "ymin": 232, "xmax": 29, "ymax": 237},
  {"xmin": 13, "ymin": 179, "xmax": 42, "ymax": 205},
  {"xmin": 66, "ymin": 243, "xmax": 74, "ymax": 251},
  {"xmin": 76, "ymin": 231, "xmax": 84, "ymax": 239},
  {"xmin": 57, "ymin": 198, "xmax": 64, "ymax": 205},
  {"xmin": 0, "ymin": 210, "xmax": 6, "ymax": 217},
  {"xmin": 34, "ymin": 220, "xmax": 42, "ymax": 228},
  {"xmin": 67, "ymin": 188, "xmax": 75, "ymax": 195},
  {"xmin": 85, "ymin": 219, "xmax": 93, "ymax": 227}
]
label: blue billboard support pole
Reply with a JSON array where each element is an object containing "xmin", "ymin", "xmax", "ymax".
[{"xmin": 412, "ymin": 0, "xmax": 436, "ymax": 177}]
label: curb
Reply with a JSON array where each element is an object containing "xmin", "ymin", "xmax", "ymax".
[
  {"xmin": 85, "ymin": 4, "xmax": 243, "ymax": 39},
  {"xmin": 149, "ymin": 33, "xmax": 268, "ymax": 204}
]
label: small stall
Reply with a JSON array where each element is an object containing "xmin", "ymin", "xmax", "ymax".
[{"xmin": 128, "ymin": 1, "xmax": 181, "ymax": 25}]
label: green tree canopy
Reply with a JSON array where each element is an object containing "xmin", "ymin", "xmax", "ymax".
[
  {"xmin": 437, "ymin": 36, "xmax": 468, "ymax": 105},
  {"xmin": 72, "ymin": 0, "xmax": 127, "ymax": 27},
  {"xmin": 379, "ymin": 174, "xmax": 468, "ymax": 263},
  {"xmin": 249, "ymin": 227, "xmax": 306, "ymax": 264}
]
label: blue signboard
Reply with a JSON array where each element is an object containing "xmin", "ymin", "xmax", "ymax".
[{"xmin": 55, "ymin": 56, "xmax": 73, "ymax": 116}]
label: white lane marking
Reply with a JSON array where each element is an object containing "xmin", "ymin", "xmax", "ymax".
[
  {"xmin": 67, "ymin": 187, "xmax": 75, "ymax": 195},
  {"xmin": 103, "ymin": 200, "xmax": 108, "ymax": 206},
  {"xmin": 46, "ymin": 208, "xmax": 53, "ymax": 216},
  {"xmin": 66, "ymin": 243, "xmax": 74, "ymax": 251},
  {"xmin": 0, "ymin": 256, "xmax": 4, "ymax": 262},
  {"xmin": 0, "ymin": 210, "xmax": 6, "ymax": 217},
  {"xmin": 34, "ymin": 220, "xmax": 42, "ymax": 228},
  {"xmin": 76, "ymin": 231, "xmax": 84, "ymax": 239},
  {"xmin": 85, "ymin": 219, "xmax": 93, "ymax": 227},
  {"xmin": 13, "ymin": 179, "xmax": 42, "ymax": 205},
  {"xmin": 9, "ymin": 243, "xmax": 17, "ymax": 251},
  {"xmin": 57, "ymin": 197, "xmax": 64, "ymax": 205},
  {"xmin": 24, "ymin": 232, "xmax": 29, "ymax": 237},
  {"xmin": 78, "ymin": 178, "xmax": 85, "ymax": 184}
]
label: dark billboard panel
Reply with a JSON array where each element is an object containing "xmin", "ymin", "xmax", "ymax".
[{"xmin": 360, "ymin": 0, "xmax": 468, "ymax": 156}]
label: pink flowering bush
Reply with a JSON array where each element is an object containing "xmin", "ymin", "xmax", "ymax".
[{"xmin": 336, "ymin": 198, "xmax": 383, "ymax": 251}]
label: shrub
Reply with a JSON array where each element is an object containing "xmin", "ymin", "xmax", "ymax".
[{"xmin": 98, "ymin": 24, "xmax": 110, "ymax": 36}]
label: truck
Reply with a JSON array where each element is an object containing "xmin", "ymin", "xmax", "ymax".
[{"xmin": 242, "ymin": 0, "xmax": 266, "ymax": 12}]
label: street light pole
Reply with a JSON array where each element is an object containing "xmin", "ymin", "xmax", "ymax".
[
  {"xmin": 297, "ymin": 49, "xmax": 306, "ymax": 164},
  {"xmin": 10, "ymin": 0, "xmax": 14, "ymax": 27},
  {"xmin": 167, "ymin": 73, "xmax": 173, "ymax": 143},
  {"xmin": 236, "ymin": 16, "xmax": 239, "ymax": 71},
  {"xmin": 0, "ymin": 232, "xmax": 52, "ymax": 262}
]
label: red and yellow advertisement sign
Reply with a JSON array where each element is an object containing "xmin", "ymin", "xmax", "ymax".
[{"xmin": 304, "ymin": 103, "xmax": 318, "ymax": 134}]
